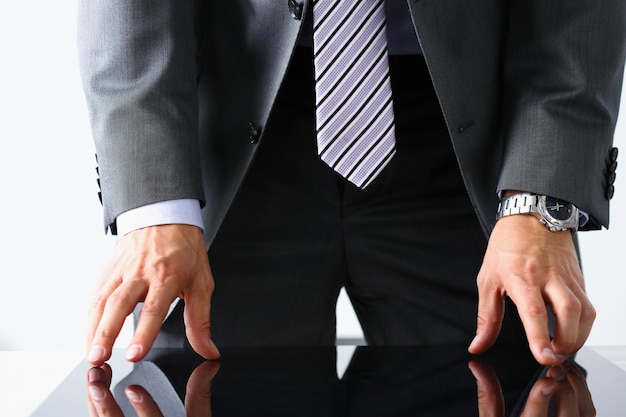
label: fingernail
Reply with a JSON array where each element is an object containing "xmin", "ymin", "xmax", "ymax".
[
  {"xmin": 88, "ymin": 345, "xmax": 105, "ymax": 363},
  {"xmin": 88, "ymin": 367, "xmax": 105, "ymax": 383},
  {"xmin": 125, "ymin": 344, "xmax": 142, "ymax": 361},
  {"xmin": 555, "ymin": 353, "xmax": 569, "ymax": 364},
  {"xmin": 125, "ymin": 388, "xmax": 143, "ymax": 404},
  {"xmin": 468, "ymin": 334, "xmax": 480, "ymax": 351},
  {"xmin": 88, "ymin": 385, "xmax": 105, "ymax": 402},
  {"xmin": 209, "ymin": 339, "xmax": 221, "ymax": 357},
  {"xmin": 550, "ymin": 366, "xmax": 567, "ymax": 381},
  {"xmin": 541, "ymin": 380, "xmax": 557, "ymax": 396},
  {"xmin": 542, "ymin": 347, "xmax": 557, "ymax": 362},
  {"xmin": 468, "ymin": 364, "xmax": 479, "ymax": 380}
]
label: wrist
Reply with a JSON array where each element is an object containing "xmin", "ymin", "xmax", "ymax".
[{"xmin": 496, "ymin": 192, "xmax": 579, "ymax": 234}]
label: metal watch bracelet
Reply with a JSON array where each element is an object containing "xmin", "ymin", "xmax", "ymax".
[{"xmin": 496, "ymin": 192, "xmax": 579, "ymax": 233}]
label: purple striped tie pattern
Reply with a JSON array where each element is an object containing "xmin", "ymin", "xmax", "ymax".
[{"xmin": 313, "ymin": 0, "xmax": 397, "ymax": 188}]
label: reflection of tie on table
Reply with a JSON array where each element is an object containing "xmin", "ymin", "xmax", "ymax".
[{"xmin": 313, "ymin": 0, "xmax": 397, "ymax": 188}]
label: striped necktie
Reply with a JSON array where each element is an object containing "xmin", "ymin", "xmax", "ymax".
[{"xmin": 313, "ymin": 0, "xmax": 397, "ymax": 188}]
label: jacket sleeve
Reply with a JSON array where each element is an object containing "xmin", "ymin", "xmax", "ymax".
[
  {"xmin": 497, "ymin": 0, "xmax": 626, "ymax": 229},
  {"xmin": 78, "ymin": 0, "xmax": 206, "ymax": 234}
]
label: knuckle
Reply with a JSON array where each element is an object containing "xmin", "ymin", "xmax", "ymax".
[
  {"xmin": 582, "ymin": 302, "xmax": 597, "ymax": 322},
  {"xmin": 559, "ymin": 296, "xmax": 582, "ymax": 315},
  {"xmin": 90, "ymin": 293, "xmax": 109, "ymax": 314},
  {"xmin": 476, "ymin": 278, "xmax": 499, "ymax": 297},
  {"xmin": 95, "ymin": 326, "xmax": 117, "ymax": 340},
  {"xmin": 475, "ymin": 271, "xmax": 495, "ymax": 289},
  {"xmin": 186, "ymin": 318, "xmax": 211, "ymax": 333},
  {"xmin": 475, "ymin": 311, "xmax": 501, "ymax": 328},
  {"xmin": 523, "ymin": 303, "xmax": 548, "ymax": 320},
  {"xmin": 204, "ymin": 276, "xmax": 215, "ymax": 292},
  {"xmin": 139, "ymin": 301, "xmax": 168, "ymax": 318},
  {"xmin": 475, "ymin": 272, "xmax": 487, "ymax": 287},
  {"xmin": 107, "ymin": 290, "xmax": 132, "ymax": 307},
  {"xmin": 582, "ymin": 409, "xmax": 596, "ymax": 417}
]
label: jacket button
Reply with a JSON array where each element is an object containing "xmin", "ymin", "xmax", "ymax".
[
  {"xmin": 607, "ymin": 171, "xmax": 617, "ymax": 185},
  {"xmin": 610, "ymin": 147, "xmax": 619, "ymax": 162},
  {"xmin": 457, "ymin": 120, "xmax": 475, "ymax": 133},
  {"xmin": 248, "ymin": 122, "xmax": 262, "ymax": 144},
  {"xmin": 288, "ymin": 0, "xmax": 303, "ymax": 20},
  {"xmin": 606, "ymin": 184, "xmax": 615, "ymax": 200},
  {"xmin": 608, "ymin": 160, "xmax": 618, "ymax": 173}
]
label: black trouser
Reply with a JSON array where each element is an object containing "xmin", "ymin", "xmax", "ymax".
[{"xmin": 206, "ymin": 47, "xmax": 526, "ymax": 347}]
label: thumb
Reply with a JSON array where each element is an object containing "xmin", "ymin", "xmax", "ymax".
[{"xmin": 468, "ymin": 282, "xmax": 504, "ymax": 354}]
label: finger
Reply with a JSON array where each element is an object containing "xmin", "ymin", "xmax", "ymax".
[
  {"xmin": 543, "ymin": 279, "xmax": 582, "ymax": 357},
  {"xmin": 549, "ymin": 241, "xmax": 594, "ymax": 355},
  {"xmin": 468, "ymin": 360, "xmax": 505, "ymax": 417},
  {"xmin": 86, "ymin": 364, "xmax": 116, "ymax": 417},
  {"xmin": 125, "ymin": 385, "xmax": 165, "ymax": 417},
  {"xmin": 556, "ymin": 282, "xmax": 595, "ymax": 355},
  {"xmin": 186, "ymin": 361, "xmax": 220, "ymax": 417},
  {"xmin": 87, "ymin": 364, "xmax": 113, "ymax": 387},
  {"xmin": 547, "ymin": 370, "xmax": 579, "ymax": 417},
  {"xmin": 573, "ymin": 297, "xmax": 595, "ymax": 353},
  {"xmin": 87, "ymin": 367, "xmax": 107, "ymax": 386},
  {"xmin": 564, "ymin": 362, "xmax": 596, "ymax": 417},
  {"xmin": 183, "ymin": 268, "xmax": 220, "ymax": 360},
  {"xmin": 126, "ymin": 284, "xmax": 181, "ymax": 362},
  {"xmin": 87, "ymin": 274, "xmax": 123, "ymax": 349},
  {"xmin": 520, "ymin": 378, "xmax": 555, "ymax": 417},
  {"xmin": 88, "ymin": 281, "xmax": 148, "ymax": 366},
  {"xmin": 87, "ymin": 380, "xmax": 124, "ymax": 417},
  {"xmin": 507, "ymin": 286, "xmax": 558, "ymax": 365},
  {"xmin": 468, "ymin": 274, "xmax": 504, "ymax": 354},
  {"xmin": 101, "ymin": 363, "xmax": 113, "ymax": 386},
  {"xmin": 87, "ymin": 394, "xmax": 100, "ymax": 417},
  {"xmin": 86, "ymin": 368, "xmax": 108, "ymax": 417}
]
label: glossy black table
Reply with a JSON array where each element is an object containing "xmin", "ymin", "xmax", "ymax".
[{"xmin": 31, "ymin": 345, "xmax": 626, "ymax": 416}]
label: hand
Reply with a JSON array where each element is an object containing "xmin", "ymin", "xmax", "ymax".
[
  {"xmin": 87, "ymin": 363, "xmax": 163, "ymax": 417},
  {"xmin": 468, "ymin": 215, "xmax": 596, "ymax": 366},
  {"xmin": 86, "ymin": 224, "xmax": 220, "ymax": 366},
  {"xmin": 520, "ymin": 363, "xmax": 596, "ymax": 417},
  {"xmin": 469, "ymin": 359, "xmax": 595, "ymax": 416},
  {"xmin": 86, "ymin": 360, "xmax": 219, "ymax": 417}
]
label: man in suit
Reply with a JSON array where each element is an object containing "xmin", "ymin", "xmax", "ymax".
[{"xmin": 78, "ymin": 0, "xmax": 626, "ymax": 368}]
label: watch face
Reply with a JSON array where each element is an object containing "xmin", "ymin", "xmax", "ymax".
[{"xmin": 544, "ymin": 196, "xmax": 574, "ymax": 221}]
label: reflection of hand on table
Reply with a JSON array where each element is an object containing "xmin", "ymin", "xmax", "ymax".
[
  {"xmin": 87, "ymin": 364, "xmax": 153, "ymax": 417},
  {"xmin": 469, "ymin": 359, "xmax": 595, "ymax": 416},
  {"xmin": 86, "ymin": 360, "xmax": 219, "ymax": 417}
]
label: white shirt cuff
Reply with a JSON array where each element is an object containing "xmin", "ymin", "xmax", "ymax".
[{"xmin": 116, "ymin": 199, "xmax": 204, "ymax": 237}]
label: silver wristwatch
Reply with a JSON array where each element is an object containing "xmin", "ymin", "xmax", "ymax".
[{"xmin": 496, "ymin": 193, "xmax": 579, "ymax": 233}]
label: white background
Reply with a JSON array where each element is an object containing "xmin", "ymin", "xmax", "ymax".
[{"xmin": 0, "ymin": 1, "xmax": 625, "ymax": 352}]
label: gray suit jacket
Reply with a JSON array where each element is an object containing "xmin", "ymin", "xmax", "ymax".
[{"xmin": 78, "ymin": 0, "xmax": 626, "ymax": 245}]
